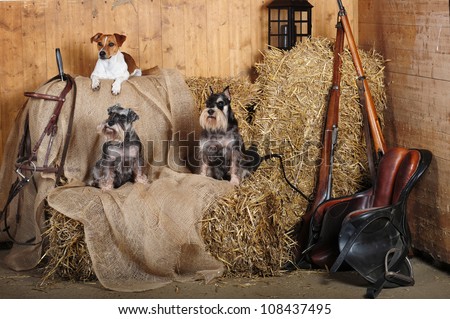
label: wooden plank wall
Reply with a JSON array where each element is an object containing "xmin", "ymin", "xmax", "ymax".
[
  {"xmin": 0, "ymin": 0, "xmax": 356, "ymax": 164},
  {"xmin": 359, "ymin": 0, "xmax": 450, "ymax": 263}
]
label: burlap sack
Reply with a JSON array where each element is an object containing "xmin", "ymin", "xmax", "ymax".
[{"xmin": 0, "ymin": 68, "xmax": 233, "ymax": 290}]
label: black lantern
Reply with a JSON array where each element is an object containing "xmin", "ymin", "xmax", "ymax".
[{"xmin": 267, "ymin": 0, "xmax": 313, "ymax": 50}]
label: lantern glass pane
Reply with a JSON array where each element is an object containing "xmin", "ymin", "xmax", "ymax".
[
  {"xmin": 293, "ymin": 10, "xmax": 308, "ymax": 22},
  {"xmin": 278, "ymin": 8, "xmax": 289, "ymax": 21},
  {"xmin": 294, "ymin": 22, "xmax": 307, "ymax": 35},
  {"xmin": 294, "ymin": 23, "xmax": 300, "ymax": 35},
  {"xmin": 278, "ymin": 24, "xmax": 289, "ymax": 48},
  {"xmin": 270, "ymin": 21, "xmax": 279, "ymax": 34},
  {"xmin": 302, "ymin": 11, "xmax": 308, "ymax": 20},
  {"xmin": 301, "ymin": 23, "xmax": 307, "ymax": 34},
  {"xmin": 269, "ymin": 8, "xmax": 289, "ymax": 22}
]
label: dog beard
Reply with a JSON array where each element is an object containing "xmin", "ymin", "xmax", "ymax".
[
  {"xmin": 97, "ymin": 122, "xmax": 125, "ymax": 142},
  {"xmin": 199, "ymin": 108, "xmax": 228, "ymax": 132}
]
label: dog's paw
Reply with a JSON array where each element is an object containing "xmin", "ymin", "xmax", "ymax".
[
  {"xmin": 230, "ymin": 175, "xmax": 240, "ymax": 186},
  {"xmin": 111, "ymin": 83, "xmax": 121, "ymax": 95},
  {"xmin": 135, "ymin": 175, "xmax": 149, "ymax": 185},
  {"xmin": 99, "ymin": 179, "xmax": 114, "ymax": 190},
  {"xmin": 91, "ymin": 80, "xmax": 100, "ymax": 91}
]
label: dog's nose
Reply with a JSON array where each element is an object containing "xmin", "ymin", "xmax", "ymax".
[
  {"xmin": 107, "ymin": 119, "xmax": 115, "ymax": 126},
  {"xmin": 99, "ymin": 50, "xmax": 107, "ymax": 58},
  {"xmin": 207, "ymin": 109, "xmax": 215, "ymax": 116}
]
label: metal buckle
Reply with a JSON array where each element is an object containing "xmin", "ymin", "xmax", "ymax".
[{"xmin": 15, "ymin": 160, "xmax": 37, "ymax": 182}]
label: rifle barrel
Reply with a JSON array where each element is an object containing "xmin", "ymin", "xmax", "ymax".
[{"xmin": 338, "ymin": 2, "xmax": 387, "ymax": 156}]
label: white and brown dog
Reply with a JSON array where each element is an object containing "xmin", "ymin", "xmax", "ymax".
[
  {"xmin": 199, "ymin": 87, "xmax": 260, "ymax": 185},
  {"xmin": 90, "ymin": 32, "xmax": 142, "ymax": 95}
]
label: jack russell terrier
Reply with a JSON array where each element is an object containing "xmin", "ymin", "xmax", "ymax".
[{"xmin": 90, "ymin": 32, "xmax": 142, "ymax": 95}]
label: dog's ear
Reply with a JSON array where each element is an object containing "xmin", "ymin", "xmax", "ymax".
[
  {"xmin": 227, "ymin": 106, "xmax": 237, "ymax": 126},
  {"xmin": 209, "ymin": 86, "xmax": 214, "ymax": 96},
  {"xmin": 223, "ymin": 86, "xmax": 231, "ymax": 101},
  {"xmin": 107, "ymin": 103, "xmax": 121, "ymax": 115},
  {"xmin": 91, "ymin": 33, "xmax": 103, "ymax": 43},
  {"xmin": 114, "ymin": 33, "xmax": 127, "ymax": 47},
  {"xmin": 127, "ymin": 109, "xmax": 139, "ymax": 123}
]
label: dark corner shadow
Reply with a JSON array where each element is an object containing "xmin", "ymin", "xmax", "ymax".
[
  {"xmin": 0, "ymin": 241, "xmax": 13, "ymax": 250},
  {"xmin": 412, "ymin": 249, "xmax": 450, "ymax": 274}
]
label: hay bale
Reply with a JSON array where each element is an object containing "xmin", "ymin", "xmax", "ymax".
[
  {"xmin": 41, "ymin": 205, "xmax": 96, "ymax": 282},
  {"xmin": 201, "ymin": 37, "xmax": 386, "ymax": 277}
]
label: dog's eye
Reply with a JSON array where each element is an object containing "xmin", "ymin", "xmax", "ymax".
[
  {"xmin": 97, "ymin": 42, "xmax": 103, "ymax": 47},
  {"xmin": 217, "ymin": 101, "xmax": 224, "ymax": 108},
  {"xmin": 108, "ymin": 42, "xmax": 115, "ymax": 47}
]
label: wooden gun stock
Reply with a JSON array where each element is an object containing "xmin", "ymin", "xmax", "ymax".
[{"xmin": 293, "ymin": 22, "xmax": 345, "ymax": 266}]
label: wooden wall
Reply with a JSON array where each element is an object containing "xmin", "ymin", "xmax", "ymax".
[
  {"xmin": 0, "ymin": 0, "xmax": 356, "ymax": 164},
  {"xmin": 359, "ymin": 0, "xmax": 450, "ymax": 263}
]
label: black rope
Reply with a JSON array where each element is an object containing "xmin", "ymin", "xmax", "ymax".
[{"xmin": 260, "ymin": 153, "xmax": 311, "ymax": 202}]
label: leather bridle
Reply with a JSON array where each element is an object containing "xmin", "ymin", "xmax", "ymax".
[{"xmin": 1, "ymin": 73, "xmax": 76, "ymax": 245}]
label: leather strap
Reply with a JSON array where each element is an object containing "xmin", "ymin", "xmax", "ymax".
[
  {"xmin": 0, "ymin": 168, "xmax": 39, "ymax": 246},
  {"xmin": 24, "ymin": 92, "xmax": 66, "ymax": 102},
  {"xmin": 16, "ymin": 74, "xmax": 75, "ymax": 179},
  {"xmin": 55, "ymin": 74, "xmax": 76, "ymax": 185}
]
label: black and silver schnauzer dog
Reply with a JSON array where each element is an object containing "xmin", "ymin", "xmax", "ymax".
[
  {"xmin": 199, "ymin": 86, "xmax": 260, "ymax": 185},
  {"xmin": 90, "ymin": 103, "xmax": 147, "ymax": 189}
]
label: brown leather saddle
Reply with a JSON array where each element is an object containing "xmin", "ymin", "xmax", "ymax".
[{"xmin": 310, "ymin": 147, "xmax": 431, "ymax": 298}]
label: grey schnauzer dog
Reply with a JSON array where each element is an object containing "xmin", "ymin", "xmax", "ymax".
[
  {"xmin": 199, "ymin": 86, "xmax": 260, "ymax": 185},
  {"xmin": 90, "ymin": 104, "xmax": 147, "ymax": 189}
]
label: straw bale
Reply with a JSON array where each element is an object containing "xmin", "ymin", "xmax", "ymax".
[
  {"xmin": 42, "ymin": 204, "xmax": 96, "ymax": 282},
  {"xmin": 201, "ymin": 37, "xmax": 386, "ymax": 277}
]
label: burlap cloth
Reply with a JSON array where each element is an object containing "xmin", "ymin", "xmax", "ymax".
[{"xmin": 0, "ymin": 68, "xmax": 233, "ymax": 291}]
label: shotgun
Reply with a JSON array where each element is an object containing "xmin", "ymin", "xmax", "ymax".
[{"xmin": 293, "ymin": 21, "xmax": 345, "ymax": 267}]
